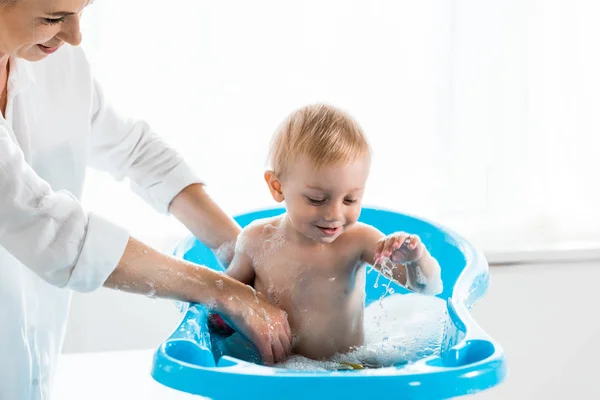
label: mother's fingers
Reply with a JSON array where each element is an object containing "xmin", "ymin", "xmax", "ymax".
[
  {"xmin": 271, "ymin": 334, "xmax": 287, "ymax": 364},
  {"xmin": 254, "ymin": 331, "xmax": 275, "ymax": 366}
]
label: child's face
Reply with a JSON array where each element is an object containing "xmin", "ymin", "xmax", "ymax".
[{"xmin": 276, "ymin": 153, "xmax": 371, "ymax": 244}]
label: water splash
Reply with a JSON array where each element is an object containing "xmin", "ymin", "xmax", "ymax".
[
  {"xmin": 276, "ymin": 293, "xmax": 447, "ymax": 371},
  {"xmin": 249, "ymin": 286, "xmax": 260, "ymax": 304},
  {"xmin": 215, "ymin": 240, "xmax": 236, "ymax": 265},
  {"xmin": 146, "ymin": 282, "xmax": 156, "ymax": 298}
]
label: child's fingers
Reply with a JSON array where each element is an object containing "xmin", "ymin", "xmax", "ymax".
[
  {"xmin": 390, "ymin": 236, "xmax": 402, "ymax": 251},
  {"xmin": 383, "ymin": 235, "xmax": 403, "ymax": 256},
  {"xmin": 386, "ymin": 234, "xmax": 412, "ymax": 262},
  {"xmin": 396, "ymin": 235, "xmax": 411, "ymax": 251},
  {"xmin": 408, "ymin": 234, "xmax": 421, "ymax": 250},
  {"xmin": 374, "ymin": 240, "xmax": 385, "ymax": 263}
]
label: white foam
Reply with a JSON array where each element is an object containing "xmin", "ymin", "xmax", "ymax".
[
  {"xmin": 145, "ymin": 282, "xmax": 157, "ymax": 298},
  {"xmin": 236, "ymin": 218, "xmax": 287, "ymax": 267},
  {"xmin": 214, "ymin": 240, "xmax": 236, "ymax": 266},
  {"xmin": 206, "ymin": 297, "xmax": 217, "ymax": 311},
  {"xmin": 261, "ymin": 222, "xmax": 286, "ymax": 258},
  {"xmin": 276, "ymin": 293, "xmax": 447, "ymax": 371},
  {"xmin": 266, "ymin": 283, "xmax": 284, "ymax": 306},
  {"xmin": 235, "ymin": 233, "xmax": 252, "ymax": 256}
]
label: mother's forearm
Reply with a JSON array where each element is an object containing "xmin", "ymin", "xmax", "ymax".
[
  {"xmin": 169, "ymin": 183, "xmax": 241, "ymax": 265},
  {"xmin": 104, "ymin": 236, "xmax": 238, "ymax": 311}
]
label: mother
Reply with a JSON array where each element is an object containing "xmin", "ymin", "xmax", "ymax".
[{"xmin": 0, "ymin": 0, "xmax": 291, "ymax": 398}]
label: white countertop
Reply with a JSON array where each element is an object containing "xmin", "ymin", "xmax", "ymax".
[
  {"xmin": 54, "ymin": 350, "xmax": 206, "ymax": 399},
  {"xmin": 54, "ymin": 349, "xmax": 494, "ymax": 400}
]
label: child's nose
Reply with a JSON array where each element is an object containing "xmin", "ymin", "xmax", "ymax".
[{"xmin": 324, "ymin": 203, "xmax": 343, "ymax": 222}]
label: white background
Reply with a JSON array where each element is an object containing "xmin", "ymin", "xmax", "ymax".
[
  {"xmin": 59, "ymin": 1, "xmax": 600, "ymax": 399},
  {"xmin": 79, "ymin": 0, "xmax": 600, "ymax": 257}
]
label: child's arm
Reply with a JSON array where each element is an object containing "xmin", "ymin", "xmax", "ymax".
[
  {"xmin": 225, "ymin": 248, "xmax": 255, "ymax": 286},
  {"xmin": 224, "ymin": 225, "xmax": 260, "ymax": 285},
  {"xmin": 359, "ymin": 224, "xmax": 443, "ymax": 295}
]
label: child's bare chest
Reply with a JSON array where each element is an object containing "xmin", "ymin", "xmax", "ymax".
[{"xmin": 252, "ymin": 242, "xmax": 365, "ymax": 310}]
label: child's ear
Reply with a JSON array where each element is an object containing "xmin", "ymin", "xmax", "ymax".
[{"xmin": 264, "ymin": 170, "xmax": 285, "ymax": 202}]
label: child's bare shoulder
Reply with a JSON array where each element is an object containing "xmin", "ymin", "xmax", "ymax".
[
  {"xmin": 241, "ymin": 215, "xmax": 283, "ymax": 238},
  {"xmin": 236, "ymin": 216, "xmax": 285, "ymax": 260}
]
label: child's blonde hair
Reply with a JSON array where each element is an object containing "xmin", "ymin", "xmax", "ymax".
[{"xmin": 268, "ymin": 104, "xmax": 371, "ymax": 178}]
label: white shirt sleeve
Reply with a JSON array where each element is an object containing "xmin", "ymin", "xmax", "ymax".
[
  {"xmin": 88, "ymin": 80, "xmax": 203, "ymax": 214},
  {"xmin": 0, "ymin": 126, "xmax": 130, "ymax": 292}
]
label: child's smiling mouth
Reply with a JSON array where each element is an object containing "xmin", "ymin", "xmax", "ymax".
[{"xmin": 316, "ymin": 226, "xmax": 341, "ymax": 236}]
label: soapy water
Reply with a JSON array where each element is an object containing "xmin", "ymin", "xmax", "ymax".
[
  {"xmin": 216, "ymin": 292, "xmax": 448, "ymax": 371},
  {"xmin": 146, "ymin": 282, "xmax": 157, "ymax": 298},
  {"xmin": 276, "ymin": 293, "xmax": 448, "ymax": 371},
  {"xmin": 214, "ymin": 240, "xmax": 236, "ymax": 266},
  {"xmin": 371, "ymin": 260, "xmax": 399, "ymax": 298}
]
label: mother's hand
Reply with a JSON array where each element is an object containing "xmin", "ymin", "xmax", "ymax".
[{"xmin": 218, "ymin": 282, "xmax": 292, "ymax": 365}]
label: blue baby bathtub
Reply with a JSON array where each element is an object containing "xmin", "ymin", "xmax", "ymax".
[{"xmin": 151, "ymin": 207, "xmax": 506, "ymax": 399}]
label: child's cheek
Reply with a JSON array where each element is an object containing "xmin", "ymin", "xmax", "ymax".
[
  {"xmin": 299, "ymin": 201, "xmax": 318, "ymax": 219},
  {"xmin": 348, "ymin": 204, "xmax": 362, "ymax": 223},
  {"xmin": 290, "ymin": 200, "xmax": 314, "ymax": 225}
]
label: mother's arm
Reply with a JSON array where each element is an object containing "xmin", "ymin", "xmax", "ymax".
[
  {"xmin": 169, "ymin": 183, "xmax": 240, "ymax": 266},
  {"xmin": 89, "ymin": 80, "xmax": 240, "ymax": 265},
  {"xmin": 89, "ymin": 80, "xmax": 289, "ymax": 362},
  {"xmin": 104, "ymin": 236, "xmax": 291, "ymax": 365}
]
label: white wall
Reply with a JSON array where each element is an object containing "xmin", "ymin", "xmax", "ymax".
[
  {"xmin": 63, "ymin": 289, "xmax": 181, "ymax": 354},
  {"xmin": 472, "ymin": 262, "xmax": 600, "ymax": 399},
  {"xmin": 63, "ymin": 261, "xmax": 600, "ymax": 399},
  {"xmin": 79, "ymin": 0, "xmax": 600, "ymax": 257}
]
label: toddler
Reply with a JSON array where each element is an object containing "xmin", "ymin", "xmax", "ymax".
[{"xmin": 219, "ymin": 104, "xmax": 442, "ymax": 361}]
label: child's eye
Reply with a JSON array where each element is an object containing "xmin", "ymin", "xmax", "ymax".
[
  {"xmin": 43, "ymin": 17, "xmax": 66, "ymax": 25},
  {"xmin": 344, "ymin": 198, "xmax": 357, "ymax": 205},
  {"xmin": 306, "ymin": 197, "xmax": 326, "ymax": 206}
]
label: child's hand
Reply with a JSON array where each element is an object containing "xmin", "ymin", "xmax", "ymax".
[{"xmin": 374, "ymin": 233, "xmax": 426, "ymax": 265}]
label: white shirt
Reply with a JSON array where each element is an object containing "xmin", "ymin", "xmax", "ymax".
[{"xmin": 0, "ymin": 46, "xmax": 201, "ymax": 399}]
